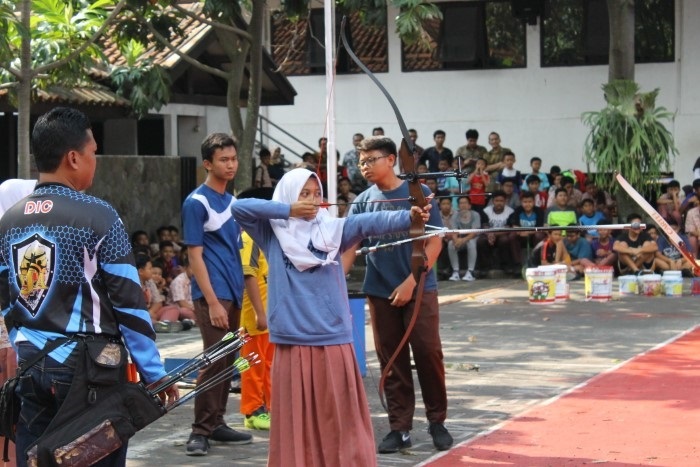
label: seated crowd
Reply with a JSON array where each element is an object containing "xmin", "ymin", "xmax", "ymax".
[
  {"xmin": 258, "ymin": 128, "xmax": 697, "ymax": 281},
  {"xmin": 131, "ymin": 225, "xmax": 196, "ymax": 332}
]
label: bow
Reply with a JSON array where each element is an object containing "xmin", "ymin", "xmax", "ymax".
[{"xmin": 340, "ymin": 16, "xmax": 429, "ymax": 411}]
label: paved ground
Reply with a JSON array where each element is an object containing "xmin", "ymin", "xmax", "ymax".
[{"xmin": 125, "ymin": 273, "xmax": 700, "ymax": 466}]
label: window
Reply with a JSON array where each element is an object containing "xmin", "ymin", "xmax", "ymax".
[
  {"xmin": 402, "ymin": 1, "xmax": 526, "ymax": 72},
  {"xmin": 271, "ymin": 11, "xmax": 388, "ymax": 76},
  {"xmin": 541, "ymin": 0, "xmax": 674, "ymax": 67}
]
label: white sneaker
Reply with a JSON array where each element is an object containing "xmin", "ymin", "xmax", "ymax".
[
  {"xmin": 448, "ymin": 271, "xmax": 461, "ymax": 281},
  {"xmin": 462, "ymin": 271, "xmax": 475, "ymax": 281}
]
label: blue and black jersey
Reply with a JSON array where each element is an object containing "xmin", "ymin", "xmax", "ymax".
[{"xmin": 0, "ymin": 183, "xmax": 166, "ymax": 383}]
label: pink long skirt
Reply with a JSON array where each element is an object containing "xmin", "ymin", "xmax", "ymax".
[{"xmin": 268, "ymin": 343, "xmax": 377, "ymax": 467}]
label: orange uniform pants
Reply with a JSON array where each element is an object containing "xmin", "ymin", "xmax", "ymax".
[{"xmin": 240, "ymin": 333, "xmax": 275, "ymax": 416}]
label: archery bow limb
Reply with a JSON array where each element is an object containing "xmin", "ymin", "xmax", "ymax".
[
  {"xmin": 340, "ymin": 16, "xmax": 430, "ymax": 412},
  {"xmin": 616, "ymin": 173, "xmax": 700, "ymax": 275}
]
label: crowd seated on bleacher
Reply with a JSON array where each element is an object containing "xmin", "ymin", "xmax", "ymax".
[{"xmin": 255, "ymin": 129, "xmax": 694, "ymax": 281}]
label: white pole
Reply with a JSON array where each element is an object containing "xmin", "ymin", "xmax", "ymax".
[{"xmin": 324, "ymin": 0, "xmax": 338, "ymax": 215}]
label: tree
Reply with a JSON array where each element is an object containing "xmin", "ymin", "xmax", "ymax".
[
  {"xmin": 583, "ymin": 1, "xmax": 678, "ymax": 218},
  {"xmin": 607, "ymin": 0, "xmax": 635, "ymax": 82},
  {"xmin": 0, "ymin": 0, "xmax": 169, "ymax": 179},
  {"xmin": 111, "ymin": 0, "xmax": 440, "ymax": 192}
]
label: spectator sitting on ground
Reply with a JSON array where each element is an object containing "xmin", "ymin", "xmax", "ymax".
[
  {"xmin": 564, "ymin": 227, "xmax": 594, "ymax": 277},
  {"xmin": 546, "ymin": 188, "xmax": 577, "ymax": 227},
  {"xmin": 150, "ymin": 225, "xmax": 172, "ymax": 256},
  {"xmin": 496, "ymin": 151, "xmax": 522, "ymax": 193},
  {"xmin": 684, "ymin": 183, "xmax": 700, "ymax": 257},
  {"xmin": 590, "ymin": 219, "xmax": 618, "ymax": 270},
  {"xmin": 613, "ymin": 213, "xmax": 658, "ymax": 274},
  {"xmin": 547, "ymin": 165, "xmax": 562, "ymax": 187},
  {"xmin": 680, "ymin": 179, "xmax": 700, "ymax": 216},
  {"xmin": 520, "ymin": 156, "xmax": 550, "ymax": 191},
  {"xmin": 437, "ymin": 156, "xmax": 460, "ymax": 206},
  {"xmin": 524, "ymin": 174, "xmax": 548, "ymax": 209},
  {"xmin": 547, "ymin": 176, "xmax": 581, "ymax": 210},
  {"xmin": 169, "ymin": 225, "xmax": 184, "ymax": 253},
  {"xmin": 136, "ymin": 254, "xmax": 189, "ymax": 332},
  {"xmin": 581, "ymin": 179, "xmax": 616, "ymax": 219},
  {"xmin": 507, "ymin": 191, "xmax": 545, "ymax": 270},
  {"xmin": 466, "ymin": 157, "xmax": 490, "ymax": 213},
  {"xmin": 132, "ymin": 230, "xmax": 150, "ymax": 251},
  {"xmin": 656, "ymin": 179, "xmax": 683, "ymax": 226},
  {"xmin": 489, "ymin": 178, "xmax": 520, "ymax": 210},
  {"xmin": 653, "ymin": 219, "xmax": 696, "ymax": 274},
  {"xmin": 157, "ymin": 240, "xmax": 183, "ymax": 284},
  {"xmin": 530, "ymin": 227, "xmax": 571, "ymax": 268},
  {"xmin": 448, "ymin": 196, "xmax": 480, "ymax": 282},
  {"xmin": 170, "ymin": 256, "xmax": 196, "ymax": 318},
  {"xmin": 338, "ymin": 176, "xmax": 357, "ymax": 203},
  {"xmin": 579, "ymin": 198, "xmax": 606, "ymax": 240},
  {"xmin": 477, "ymin": 190, "xmax": 516, "ymax": 276}
]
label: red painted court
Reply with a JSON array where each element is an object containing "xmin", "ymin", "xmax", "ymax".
[{"xmin": 425, "ymin": 326, "xmax": 700, "ymax": 466}]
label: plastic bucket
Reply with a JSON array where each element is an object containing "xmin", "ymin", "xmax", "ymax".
[
  {"xmin": 662, "ymin": 271, "xmax": 683, "ymax": 297},
  {"xmin": 538, "ymin": 265, "xmax": 568, "ymax": 301},
  {"xmin": 639, "ymin": 274, "xmax": 663, "ymax": 296},
  {"xmin": 692, "ymin": 277, "xmax": 700, "ymax": 296},
  {"xmin": 618, "ymin": 275, "xmax": 639, "ymax": 296},
  {"xmin": 584, "ymin": 266, "xmax": 613, "ymax": 301},
  {"xmin": 526, "ymin": 268, "xmax": 556, "ymax": 304}
]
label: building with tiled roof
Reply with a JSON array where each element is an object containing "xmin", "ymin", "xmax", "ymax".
[{"xmin": 0, "ymin": 3, "xmax": 296, "ymax": 179}]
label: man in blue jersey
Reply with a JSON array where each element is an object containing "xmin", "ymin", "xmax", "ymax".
[
  {"xmin": 182, "ymin": 133, "xmax": 251, "ymax": 456},
  {"xmin": 0, "ymin": 107, "xmax": 178, "ymax": 466}
]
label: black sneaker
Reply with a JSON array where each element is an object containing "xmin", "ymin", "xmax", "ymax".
[
  {"xmin": 428, "ymin": 422, "xmax": 453, "ymax": 451},
  {"xmin": 210, "ymin": 424, "xmax": 253, "ymax": 444},
  {"xmin": 377, "ymin": 430, "xmax": 411, "ymax": 453},
  {"xmin": 185, "ymin": 433, "xmax": 209, "ymax": 456}
]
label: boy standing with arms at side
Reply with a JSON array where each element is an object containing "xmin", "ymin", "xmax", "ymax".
[
  {"xmin": 344, "ymin": 136, "xmax": 453, "ymax": 454},
  {"xmin": 182, "ymin": 133, "xmax": 252, "ymax": 456}
]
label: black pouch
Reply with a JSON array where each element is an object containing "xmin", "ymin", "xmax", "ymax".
[
  {"xmin": 85, "ymin": 340, "xmax": 127, "ymax": 386},
  {"xmin": 0, "ymin": 376, "xmax": 20, "ymax": 441}
]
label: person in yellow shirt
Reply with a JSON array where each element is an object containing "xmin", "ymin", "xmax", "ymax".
[{"xmin": 239, "ymin": 194, "xmax": 274, "ymax": 430}]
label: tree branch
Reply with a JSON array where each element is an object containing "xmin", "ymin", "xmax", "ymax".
[
  {"xmin": 135, "ymin": 9, "xmax": 229, "ymax": 80},
  {"xmin": 171, "ymin": 3, "xmax": 252, "ymax": 42},
  {"xmin": 33, "ymin": 0, "xmax": 129, "ymax": 76},
  {"xmin": 1, "ymin": 63, "xmax": 21, "ymax": 79},
  {"xmin": 0, "ymin": 81, "xmax": 17, "ymax": 90}
]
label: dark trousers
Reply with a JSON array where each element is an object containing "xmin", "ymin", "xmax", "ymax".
[
  {"xmin": 192, "ymin": 298, "xmax": 241, "ymax": 436},
  {"xmin": 15, "ymin": 343, "xmax": 127, "ymax": 467},
  {"xmin": 368, "ymin": 290, "xmax": 447, "ymax": 431},
  {"xmin": 476, "ymin": 233, "xmax": 518, "ymax": 270}
]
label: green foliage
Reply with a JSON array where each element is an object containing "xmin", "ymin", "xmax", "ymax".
[
  {"xmin": 582, "ymin": 80, "xmax": 678, "ymax": 194},
  {"xmin": 111, "ymin": 39, "xmax": 170, "ymax": 117},
  {"xmin": 392, "ymin": 0, "xmax": 441, "ymax": 48}
]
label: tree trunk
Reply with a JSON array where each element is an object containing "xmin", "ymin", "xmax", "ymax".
[
  {"xmin": 17, "ymin": 0, "xmax": 32, "ymax": 179},
  {"xmin": 607, "ymin": 0, "xmax": 635, "ymax": 82},
  {"xmin": 238, "ymin": 0, "xmax": 264, "ymax": 193}
]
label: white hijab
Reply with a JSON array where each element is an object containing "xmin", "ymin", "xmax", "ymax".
[
  {"xmin": 0, "ymin": 179, "xmax": 37, "ymax": 218},
  {"xmin": 270, "ymin": 169, "xmax": 345, "ymax": 271}
]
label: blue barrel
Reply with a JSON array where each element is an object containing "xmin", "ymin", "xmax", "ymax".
[{"xmin": 348, "ymin": 291, "xmax": 367, "ymax": 377}]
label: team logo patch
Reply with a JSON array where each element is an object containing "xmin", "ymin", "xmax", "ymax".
[{"xmin": 12, "ymin": 234, "xmax": 55, "ymax": 315}]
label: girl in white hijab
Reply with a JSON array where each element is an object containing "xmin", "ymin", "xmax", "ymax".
[{"xmin": 232, "ymin": 168, "xmax": 428, "ymax": 467}]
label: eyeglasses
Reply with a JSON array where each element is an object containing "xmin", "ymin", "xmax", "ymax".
[{"xmin": 357, "ymin": 155, "xmax": 388, "ymax": 168}]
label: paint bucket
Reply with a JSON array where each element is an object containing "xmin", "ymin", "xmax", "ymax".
[
  {"xmin": 662, "ymin": 271, "xmax": 683, "ymax": 297},
  {"xmin": 692, "ymin": 277, "xmax": 700, "ymax": 296},
  {"xmin": 584, "ymin": 266, "xmax": 613, "ymax": 301},
  {"xmin": 526, "ymin": 267, "xmax": 556, "ymax": 304},
  {"xmin": 618, "ymin": 275, "xmax": 638, "ymax": 296},
  {"xmin": 538, "ymin": 265, "xmax": 568, "ymax": 301},
  {"xmin": 638, "ymin": 274, "xmax": 663, "ymax": 296}
]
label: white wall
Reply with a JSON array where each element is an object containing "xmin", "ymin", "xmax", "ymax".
[{"xmin": 261, "ymin": 0, "xmax": 700, "ymax": 184}]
